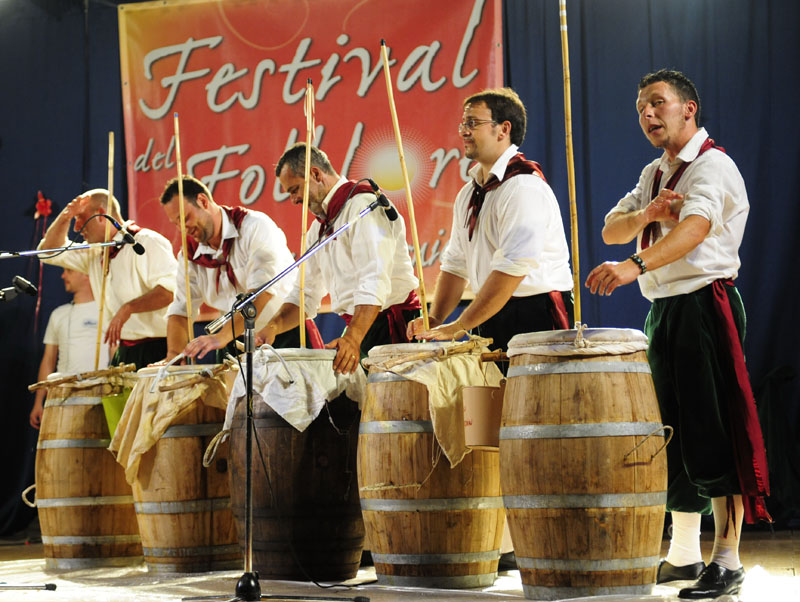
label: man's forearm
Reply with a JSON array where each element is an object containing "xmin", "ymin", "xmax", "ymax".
[
  {"xmin": 602, "ymin": 210, "xmax": 648, "ymax": 245},
  {"xmin": 125, "ymin": 285, "xmax": 173, "ymax": 315},
  {"xmin": 428, "ymin": 271, "xmax": 468, "ymax": 325},
  {"xmin": 458, "ymin": 271, "xmax": 524, "ymax": 330}
]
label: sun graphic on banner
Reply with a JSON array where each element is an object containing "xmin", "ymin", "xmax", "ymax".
[{"xmin": 348, "ymin": 126, "xmax": 435, "ymax": 215}]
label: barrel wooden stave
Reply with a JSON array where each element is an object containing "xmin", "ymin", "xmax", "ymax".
[
  {"xmin": 230, "ymin": 393, "xmax": 364, "ymax": 581},
  {"xmin": 35, "ymin": 383, "xmax": 142, "ymax": 567},
  {"xmin": 501, "ymin": 347, "xmax": 666, "ymax": 598},
  {"xmin": 133, "ymin": 401, "xmax": 239, "ymax": 572},
  {"xmin": 358, "ymin": 373, "xmax": 504, "ymax": 588}
]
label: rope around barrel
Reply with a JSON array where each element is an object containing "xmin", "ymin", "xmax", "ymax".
[{"xmin": 623, "ymin": 424, "xmax": 674, "ymax": 463}]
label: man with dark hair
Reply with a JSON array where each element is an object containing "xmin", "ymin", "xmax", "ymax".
[
  {"xmin": 38, "ymin": 190, "xmax": 176, "ymax": 368},
  {"xmin": 160, "ymin": 175, "xmax": 313, "ymax": 361},
  {"xmin": 255, "ymin": 143, "xmax": 420, "ymax": 375},
  {"xmin": 586, "ymin": 69, "xmax": 769, "ymax": 599},
  {"xmin": 408, "ymin": 87, "xmax": 573, "ymax": 351}
]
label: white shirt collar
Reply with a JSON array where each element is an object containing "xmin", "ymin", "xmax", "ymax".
[
  {"xmin": 194, "ymin": 206, "xmax": 238, "ymax": 259},
  {"xmin": 468, "ymin": 144, "xmax": 519, "ymax": 186},
  {"xmin": 660, "ymin": 127, "xmax": 709, "ymax": 169},
  {"xmin": 321, "ymin": 176, "xmax": 349, "ymax": 216}
]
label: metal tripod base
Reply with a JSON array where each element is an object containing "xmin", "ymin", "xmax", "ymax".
[{"xmin": 235, "ymin": 572, "xmax": 261, "ymax": 601}]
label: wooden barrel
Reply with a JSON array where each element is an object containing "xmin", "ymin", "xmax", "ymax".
[
  {"xmin": 131, "ymin": 366, "xmax": 240, "ymax": 573},
  {"xmin": 229, "ymin": 349, "xmax": 365, "ymax": 581},
  {"xmin": 35, "ymin": 377, "xmax": 142, "ymax": 569},
  {"xmin": 500, "ymin": 329, "xmax": 668, "ymax": 600},
  {"xmin": 358, "ymin": 343, "xmax": 505, "ymax": 589}
]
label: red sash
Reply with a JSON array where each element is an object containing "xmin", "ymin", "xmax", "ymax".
[
  {"xmin": 318, "ymin": 181, "xmax": 375, "ymax": 238},
  {"xmin": 711, "ymin": 280, "xmax": 771, "ymax": 524},
  {"xmin": 341, "ymin": 290, "xmax": 422, "ymax": 344},
  {"xmin": 642, "ymin": 137, "xmax": 724, "ymax": 249},
  {"xmin": 186, "ymin": 206, "xmax": 249, "ymax": 292},
  {"xmin": 547, "ymin": 291, "xmax": 570, "ymax": 330},
  {"xmin": 466, "ymin": 152, "xmax": 546, "ymax": 241}
]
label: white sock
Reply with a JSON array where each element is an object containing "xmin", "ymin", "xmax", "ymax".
[
  {"xmin": 710, "ymin": 495, "xmax": 743, "ymax": 570},
  {"xmin": 666, "ymin": 511, "xmax": 703, "ymax": 566}
]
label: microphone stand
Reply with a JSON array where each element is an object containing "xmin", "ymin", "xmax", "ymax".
[
  {"xmin": 0, "ymin": 240, "xmax": 126, "ymax": 261},
  {"xmin": 189, "ymin": 197, "xmax": 388, "ymax": 602}
]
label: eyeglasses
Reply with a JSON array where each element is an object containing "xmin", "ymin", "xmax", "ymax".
[{"xmin": 457, "ymin": 118, "xmax": 497, "ymax": 133}]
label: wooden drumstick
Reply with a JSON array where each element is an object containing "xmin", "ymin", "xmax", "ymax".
[
  {"xmin": 95, "ymin": 131, "xmax": 114, "ymax": 370},
  {"xmin": 380, "ymin": 39, "xmax": 430, "ymax": 331},
  {"xmin": 298, "ymin": 79, "xmax": 314, "ymax": 348},
  {"xmin": 559, "ymin": 0, "xmax": 581, "ymax": 327},
  {"xmin": 173, "ymin": 113, "xmax": 194, "ymax": 352}
]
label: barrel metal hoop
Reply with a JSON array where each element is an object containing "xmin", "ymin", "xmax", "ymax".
[
  {"xmin": 503, "ymin": 492, "xmax": 666, "ymax": 509},
  {"xmin": 367, "ymin": 372, "xmax": 410, "ymax": 384},
  {"xmin": 523, "ymin": 584, "xmax": 654, "ymax": 599},
  {"xmin": 41, "ymin": 534, "xmax": 142, "ymax": 545},
  {"xmin": 36, "ymin": 495, "xmax": 134, "ymax": 508},
  {"xmin": 142, "ymin": 544, "xmax": 240, "ymax": 557},
  {"xmin": 37, "ymin": 438, "xmax": 111, "ymax": 449},
  {"xmin": 372, "ymin": 550, "xmax": 500, "ymax": 565},
  {"xmin": 45, "ymin": 557, "xmax": 143, "ymax": 569},
  {"xmin": 161, "ymin": 423, "xmax": 222, "ymax": 438},
  {"xmin": 361, "ymin": 496, "xmax": 504, "ymax": 512},
  {"xmin": 500, "ymin": 422, "xmax": 665, "ymax": 440},
  {"xmin": 517, "ymin": 554, "xmax": 659, "ymax": 571},
  {"xmin": 134, "ymin": 497, "xmax": 231, "ymax": 514},
  {"xmin": 508, "ymin": 361, "xmax": 651, "ymax": 378},
  {"xmin": 377, "ymin": 573, "xmax": 497, "ymax": 588},
  {"xmin": 359, "ymin": 420, "xmax": 433, "ymax": 434}
]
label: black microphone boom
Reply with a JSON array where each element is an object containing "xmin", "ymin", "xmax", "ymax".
[
  {"xmin": 102, "ymin": 216, "xmax": 146, "ymax": 255},
  {"xmin": 367, "ymin": 178, "xmax": 399, "ymax": 222}
]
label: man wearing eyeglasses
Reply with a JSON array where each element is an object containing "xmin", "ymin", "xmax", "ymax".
[{"xmin": 407, "ymin": 87, "xmax": 573, "ymax": 352}]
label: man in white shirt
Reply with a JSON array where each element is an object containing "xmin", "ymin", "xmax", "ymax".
[
  {"xmin": 407, "ymin": 87, "xmax": 573, "ymax": 352},
  {"xmin": 585, "ymin": 69, "xmax": 768, "ymax": 599},
  {"xmin": 160, "ymin": 175, "xmax": 316, "ymax": 361},
  {"xmin": 38, "ymin": 190, "xmax": 176, "ymax": 368},
  {"xmin": 29, "ymin": 268, "xmax": 108, "ymax": 429},
  {"xmin": 255, "ymin": 143, "xmax": 420, "ymax": 375}
]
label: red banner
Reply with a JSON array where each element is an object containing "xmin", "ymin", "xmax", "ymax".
[{"xmin": 118, "ymin": 0, "xmax": 502, "ymax": 290}]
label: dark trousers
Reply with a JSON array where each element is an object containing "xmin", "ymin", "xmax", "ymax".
[
  {"xmin": 645, "ymin": 282, "xmax": 745, "ymax": 513},
  {"xmin": 111, "ymin": 338, "xmax": 167, "ymax": 371},
  {"xmin": 475, "ymin": 291, "xmax": 574, "ymax": 353}
]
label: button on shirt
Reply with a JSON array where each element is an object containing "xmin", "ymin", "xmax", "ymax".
[
  {"xmin": 285, "ymin": 177, "xmax": 419, "ymax": 317},
  {"xmin": 440, "ymin": 144, "xmax": 573, "ymax": 296},
  {"xmin": 605, "ymin": 128, "xmax": 749, "ymax": 301},
  {"xmin": 167, "ymin": 208, "xmax": 294, "ymax": 329},
  {"xmin": 38, "ymin": 226, "xmax": 177, "ymax": 339}
]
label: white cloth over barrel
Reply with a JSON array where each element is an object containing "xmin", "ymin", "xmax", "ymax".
[
  {"xmin": 367, "ymin": 342, "xmax": 503, "ymax": 468},
  {"xmin": 507, "ymin": 327, "xmax": 649, "ymax": 357},
  {"xmin": 225, "ymin": 348, "xmax": 367, "ymax": 433},
  {"xmin": 109, "ymin": 365, "xmax": 236, "ymax": 485}
]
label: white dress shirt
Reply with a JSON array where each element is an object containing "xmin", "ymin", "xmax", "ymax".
[
  {"xmin": 606, "ymin": 128, "xmax": 749, "ymax": 301},
  {"xmin": 38, "ymin": 225, "xmax": 176, "ymax": 339},
  {"xmin": 440, "ymin": 144, "xmax": 573, "ymax": 296},
  {"xmin": 167, "ymin": 208, "xmax": 294, "ymax": 329},
  {"xmin": 285, "ymin": 177, "xmax": 419, "ymax": 317}
]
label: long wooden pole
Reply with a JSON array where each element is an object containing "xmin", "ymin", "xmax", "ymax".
[
  {"xmin": 173, "ymin": 113, "xmax": 194, "ymax": 350},
  {"xmin": 559, "ymin": 0, "xmax": 581, "ymax": 327},
  {"xmin": 380, "ymin": 40, "xmax": 429, "ymax": 331},
  {"xmin": 95, "ymin": 131, "xmax": 114, "ymax": 370},
  {"xmin": 298, "ymin": 79, "xmax": 314, "ymax": 348}
]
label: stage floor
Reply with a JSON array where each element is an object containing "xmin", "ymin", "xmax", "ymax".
[{"xmin": 1, "ymin": 531, "xmax": 798, "ymax": 601}]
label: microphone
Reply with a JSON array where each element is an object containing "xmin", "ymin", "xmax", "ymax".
[
  {"xmin": 104, "ymin": 216, "xmax": 146, "ymax": 255},
  {"xmin": 12, "ymin": 275, "xmax": 37, "ymax": 296},
  {"xmin": 366, "ymin": 179, "xmax": 398, "ymax": 222}
]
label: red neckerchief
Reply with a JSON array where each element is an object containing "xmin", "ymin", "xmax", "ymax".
[
  {"xmin": 341, "ymin": 290, "xmax": 422, "ymax": 344},
  {"xmin": 642, "ymin": 137, "xmax": 725, "ymax": 249},
  {"xmin": 711, "ymin": 279, "xmax": 771, "ymax": 525},
  {"xmin": 186, "ymin": 206, "xmax": 249, "ymax": 292},
  {"xmin": 318, "ymin": 181, "xmax": 374, "ymax": 238},
  {"xmin": 466, "ymin": 152, "xmax": 546, "ymax": 241},
  {"xmin": 108, "ymin": 221, "xmax": 142, "ymax": 260}
]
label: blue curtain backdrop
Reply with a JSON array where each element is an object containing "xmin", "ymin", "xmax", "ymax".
[{"xmin": 1, "ymin": 0, "xmax": 798, "ymax": 533}]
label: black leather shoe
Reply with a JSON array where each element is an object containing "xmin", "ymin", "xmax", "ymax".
[
  {"xmin": 657, "ymin": 559, "xmax": 706, "ymax": 583},
  {"xmin": 678, "ymin": 562, "xmax": 745, "ymax": 599}
]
